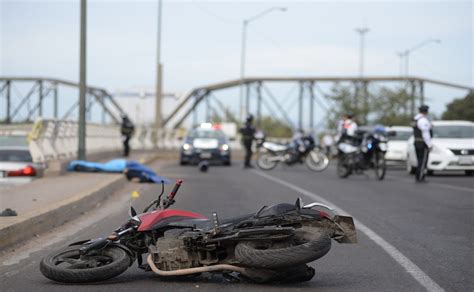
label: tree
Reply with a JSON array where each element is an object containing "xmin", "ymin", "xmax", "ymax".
[
  {"xmin": 442, "ymin": 92, "xmax": 474, "ymax": 121},
  {"xmin": 371, "ymin": 87, "xmax": 412, "ymax": 126},
  {"xmin": 259, "ymin": 116, "xmax": 293, "ymax": 138}
]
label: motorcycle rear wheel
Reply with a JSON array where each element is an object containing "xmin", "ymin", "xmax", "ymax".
[
  {"xmin": 305, "ymin": 150, "xmax": 329, "ymax": 172},
  {"xmin": 337, "ymin": 157, "xmax": 351, "ymax": 178},
  {"xmin": 234, "ymin": 229, "xmax": 331, "ymax": 269},
  {"xmin": 257, "ymin": 153, "xmax": 279, "ymax": 170},
  {"xmin": 40, "ymin": 246, "xmax": 131, "ymax": 283}
]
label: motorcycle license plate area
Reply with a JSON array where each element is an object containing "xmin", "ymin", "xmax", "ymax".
[
  {"xmin": 334, "ymin": 215, "xmax": 358, "ymax": 244},
  {"xmin": 458, "ymin": 156, "xmax": 473, "ymax": 165}
]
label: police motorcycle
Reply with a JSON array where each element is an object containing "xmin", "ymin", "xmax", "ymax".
[
  {"xmin": 337, "ymin": 126, "xmax": 389, "ymax": 180},
  {"xmin": 256, "ymin": 132, "xmax": 329, "ymax": 172}
]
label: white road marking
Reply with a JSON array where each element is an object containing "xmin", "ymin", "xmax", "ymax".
[
  {"xmin": 252, "ymin": 170, "xmax": 445, "ymax": 292},
  {"xmin": 386, "ymin": 175, "xmax": 473, "ymax": 193}
]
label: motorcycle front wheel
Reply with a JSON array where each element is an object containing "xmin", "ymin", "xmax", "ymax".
[
  {"xmin": 305, "ymin": 150, "xmax": 329, "ymax": 172},
  {"xmin": 257, "ymin": 153, "xmax": 279, "ymax": 170},
  {"xmin": 374, "ymin": 152, "xmax": 386, "ymax": 180},
  {"xmin": 40, "ymin": 246, "xmax": 131, "ymax": 283}
]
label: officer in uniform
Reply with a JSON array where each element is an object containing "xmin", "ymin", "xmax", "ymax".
[
  {"xmin": 240, "ymin": 114, "xmax": 256, "ymax": 168},
  {"xmin": 412, "ymin": 105, "xmax": 433, "ymax": 182},
  {"xmin": 120, "ymin": 115, "xmax": 135, "ymax": 157}
]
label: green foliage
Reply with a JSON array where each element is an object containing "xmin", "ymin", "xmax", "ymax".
[
  {"xmin": 442, "ymin": 92, "xmax": 474, "ymax": 121},
  {"xmin": 325, "ymin": 84, "xmax": 414, "ymax": 128},
  {"xmin": 259, "ymin": 116, "xmax": 292, "ymax": 138},
  {"xmin": 371, "ymin": 87, "xmax": 412, "ymax": 126},
  {"xmin": 325, "ymin": 83, "xmax": 371, "ymax": 127}
]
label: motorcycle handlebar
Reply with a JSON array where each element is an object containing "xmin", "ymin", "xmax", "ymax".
[{"xmin": 168, "ymin": 179, "xmax": 183, "ymax": 200}]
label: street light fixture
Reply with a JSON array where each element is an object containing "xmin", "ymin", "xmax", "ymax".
[
  {"xmin": 398, "ymin": 39, "xmax": 441, "ymax": 77},
  {"xmin": 239, "ymin": 7, "xmax": 287, "ymax": 121},
  {"xmin": 355, "ymin": 26, "xmax": 370, "ymax": 77}
]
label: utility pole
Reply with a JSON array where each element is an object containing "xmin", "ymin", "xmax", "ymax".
[
  {"xmin": 155, "ymin": 0, "xmax": 163, "ymax": 130},
  {"xmin": 355, "ymin": 26, "xmax": 369, "ymax": 122},
  {"xmin": 239, "ymin": 7, "xmax": 286, "ymax": 122},
  {"xmin": 355, "ymin": 27, "xmax": 370, "ymax": 77},
  {"xmin": 78, "ymin": 0, "xmax": 87, "ymax": 160}
]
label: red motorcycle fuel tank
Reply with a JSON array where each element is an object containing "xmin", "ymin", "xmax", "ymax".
[{"xmin": 137, "ymin": 209, "xmax": 208, "ymax": 231}]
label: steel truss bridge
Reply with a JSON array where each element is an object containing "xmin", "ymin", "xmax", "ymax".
[
  {"xmin": 164, "ymin": 76, "xmax": 473, "ymax": 130},
  {"xmin": 0, "ymin": 77, "xmax": 125, "ymax": 124},
  {"xmin": 1, "ymin": 76, "xmax": 472, "ymax": 130}
]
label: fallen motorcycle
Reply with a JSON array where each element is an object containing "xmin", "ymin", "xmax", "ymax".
[{"xmin": 40, "ymin": 180, "xmax": 357, "ymax": 284}]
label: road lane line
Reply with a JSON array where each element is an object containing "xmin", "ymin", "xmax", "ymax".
[
  {"xmin": 386, "ymin": 175, "xmax": 473, "ymax": 193},
  {"xmin": 252, "ymin": 170, "xmax": 445, "ymax": 292}
]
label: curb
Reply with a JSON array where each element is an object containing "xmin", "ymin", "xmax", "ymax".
[{"xmin": 0, "ymin": 153, "xmax": 159, "ymax": 252}]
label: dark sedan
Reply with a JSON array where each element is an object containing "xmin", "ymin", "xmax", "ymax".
[{"xmin": 180, "ymin": 127, "xmax": 231, "ymax": 166}]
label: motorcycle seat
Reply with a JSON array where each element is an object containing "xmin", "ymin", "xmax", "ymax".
[{"xmin": 263, "ymin": 142, "xmax": 288, "ymax": 152}]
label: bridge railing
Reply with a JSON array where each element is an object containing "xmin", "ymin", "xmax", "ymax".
[{"xmin": 27, "ymin": 119, "xmax": 123, "ymax": 163}]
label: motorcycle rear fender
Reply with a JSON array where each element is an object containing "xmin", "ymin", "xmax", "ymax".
[{"xmin": 333, "ymin": 215, "xmax": 358, "ymax": 244}]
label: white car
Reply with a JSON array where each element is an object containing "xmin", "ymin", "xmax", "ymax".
[
  {"xmin": 385, "ymin": 126, "xmax": 413, "ymax": 162},
  {"xmin": 406, "ymin": 120, "xmax": 474, "ymax": 176}
]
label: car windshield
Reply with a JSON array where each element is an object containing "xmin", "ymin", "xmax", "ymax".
[
  {"xmin": 0, "ymin": 136, "xmax": 29, "ymax": 147},
  {"xmin": 433, "ymin": 125, "xmax": 474, "ymax": 139},
  {"xmin": 0, "ymin": 149, "xmax": 33, "ymax": 162},
  {"xmin": 389, "ymin": 131, "xmax": 412, "ymax": 141},
  {"xmin": 188, "ymin": 129, "xmax": 225, "ymax": 139}
]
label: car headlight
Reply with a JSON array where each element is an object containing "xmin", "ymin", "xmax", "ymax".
[
  {"xmin": 183, "ymin": 143, "xmax": 192, "ymax": 150},
  {"xmin": 221, "ymin": 144, "xmax": 229, "ymax": 151}
]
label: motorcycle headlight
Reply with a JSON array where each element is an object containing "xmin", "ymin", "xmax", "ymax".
[{"xmin": 183, "ymin": 143, "xmax": 192, "ymax": 150}]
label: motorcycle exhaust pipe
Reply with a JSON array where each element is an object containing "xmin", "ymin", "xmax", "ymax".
[{"xmin": 146, "ymin": 254, "xmax": 247, "ymax": 276}]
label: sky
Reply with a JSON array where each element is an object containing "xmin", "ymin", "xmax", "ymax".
[{"xmin": 0, "ymin": 0, "xmax": 472, "ymax": 126}]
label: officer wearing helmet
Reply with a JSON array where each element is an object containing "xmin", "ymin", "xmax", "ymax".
[
  {"xmin": 412, "ymin": 105, "xmax": 433, "ymax": 182},
  {"xmin": 240, "ymin": 114, "xmax": 256, "ymax": 168},
  {"xmin": 120, "ymin": 114, "xmax": 135, "ymax": 157}
]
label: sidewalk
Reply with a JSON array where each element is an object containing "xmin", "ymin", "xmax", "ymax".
[{"xmin": 0, "ymin": 151, "xmax": 161, "ymax": 251}]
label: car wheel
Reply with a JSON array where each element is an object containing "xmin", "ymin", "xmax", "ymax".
[
  {"xmin": 427, "ymin": 170, "xmax": 434, "ymax": 176},
  {"xmin": 465, "ymin": 170, "xmax": 473, "ymax": 176}
]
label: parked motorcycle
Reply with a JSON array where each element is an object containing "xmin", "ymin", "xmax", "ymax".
[
  {"xmin": 40, "ymin": 180, "xmax": 357, "ymax": 284},
  {"xmin": 337, "ymin": 130, "xmax": 388, "ymax": 180},
  {"xmin": 257, "ymin": 135, "xmax": 329, "ymax": 172}
]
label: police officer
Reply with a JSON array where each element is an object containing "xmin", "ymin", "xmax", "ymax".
[
  {"xmin": 121, "ymin": 114, "xmax": 135, "ymax": 157},
  {"xmin": 240, "ymin": 114, "xmax": 256, "ymax": 168},
  {"xmin": 413, "ymin": 105, "xmax": 433, "ymax": 182}
]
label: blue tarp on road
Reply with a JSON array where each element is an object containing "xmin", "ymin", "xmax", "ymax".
[{"xmin": 67, "ymin": 159, "xmax": 171, "ymax": 184}]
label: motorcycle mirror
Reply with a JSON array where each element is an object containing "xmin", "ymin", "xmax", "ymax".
[{"xmin": 130, "ymin": 206, "xmax": 137, "ymax": 217}]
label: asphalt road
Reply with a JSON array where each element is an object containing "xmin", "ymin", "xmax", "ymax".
[{"xmin": 1, "ymin": 160, "xmax": 472, "ymax": 291}]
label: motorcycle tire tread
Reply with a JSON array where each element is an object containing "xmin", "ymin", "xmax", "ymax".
[
  {"xmin": 40, "ymin": 246, "xmax": 131, "ymax": 283},
  {"xmin": 234, "ymin": 231, "xmax": 331, "ymax": 269}
]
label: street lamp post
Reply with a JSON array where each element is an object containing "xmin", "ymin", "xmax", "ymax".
[
  {"xmin": 78, "ymin": 0, "xmax": 87, "ymax": 160},
  {"xmin": 155, "ymin": 0, "xmax": 163, "ymax": 130},
  {"xmin": 355, "ymin": 27, "xmax": 370, "ymax": 77},
  {"xmin": 239, "ymin": 7, "xmax": 286, "ymax": 122},
  {"xmin": 399, "ymin": 39, "xmax": 441, "ymax": 77}
]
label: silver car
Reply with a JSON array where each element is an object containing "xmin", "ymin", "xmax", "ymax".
[{"xmin": 0, "ymin": 146, "xmax": 45, "ymax": 188}]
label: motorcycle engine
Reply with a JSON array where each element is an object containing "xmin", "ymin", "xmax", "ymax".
[{"xmin": 149, "ymin": 229, "xmax": 219, "ymax": 271}]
